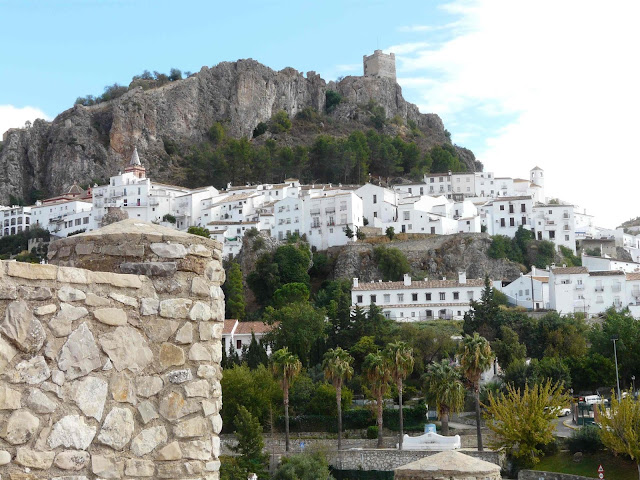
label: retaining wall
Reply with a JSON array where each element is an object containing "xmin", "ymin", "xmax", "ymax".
[
  {"xmin": 518, "ymin": 470, "xmax": 596, "ymax": 480},
  {"xmin": 0, "ymin": 219, "xmax": 224, "ymax": 479}
]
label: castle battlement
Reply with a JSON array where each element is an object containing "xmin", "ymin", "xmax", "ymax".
[{"xmin": 363, "ymin": 49, "xmax": 396, "ymax": 81}]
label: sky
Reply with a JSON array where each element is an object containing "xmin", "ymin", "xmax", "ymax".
[{"xmin": 1, "ymin": 0, "xmax": 639, "ymax": 228}]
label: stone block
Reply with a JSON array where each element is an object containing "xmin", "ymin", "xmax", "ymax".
[
  {"xmin": 1, "ymin": 409, "xmax": 39, "ymax": 444},
  {"xmin": 7, "ymin": 261, "xmax": 57, "ymax": 279},
  {"xmin": 58, "ymin": 285, "xmax": 87, "ymax": 302},
  {"xmin": 184, "ymin": 379, "xmax": 210, "ymax": 398},
  {"xmin": 125, "ymin": 458, "xmax": 155, "ymax": 476},
  {"xmin": 58, "ymin": 266, "xmax": 90, "ymax": 284},
  {"xmin": 109, "ymin": 292, "xmax": 138, "ymax": 307},
  {"xmin": 167, "ymin": 368, "xmax": 192, "ymax": 384},
  {"xmin": 0, "ymin": 449, "xmax": 9, "ymax": 465},
  {"xmin": 13, "ymin": 355, "xmax": 51, "ymax": 384},
  {"xmin": 156, "ymin": 441, "xmax": 182, "ymax": 460},
  {"xmin": 110, "ymin": 371, "xmax": 137, "ymax": 404},
  {"xmin": 58, "ymin": 245, "xmax": 72, "ymax": 257},
  {"xmin": 91, "ymin": 271, "xmax": 143, "ymax": 289},
  {"xmin": 138, "ymin": 400, "xmax": 159, "ymax": 424},
  {"xmin": 158, "ymin": 343, "xmax": 185, "ymax": 370},
  {"xmin": 98, "ymin": 407, "xmax": 135, "ymax": 450},
  {"xmin": 91, "ymin": 454, "xmax": 124, "ymax": 479},
  {"xmin": 58, "ymin": 322, "xmax": 102, "ymax": 380},
  {"xmin": 15, "ymin": 448, "xmax": 56, "ymax": 469},
  {"xmin": 0, "ymin": 385, "xmax": 22, "ymax": 409},
  {"xmin": 35, "ymin": 303, "xmax": 57, "ymax": 316},
  {"xmin": 178, "ymin": 255, "xmax": 209, "ymax": 274},
  {"xmin": 94, "ymin": 307, "xmax": 127, "ymax": 326},
  {"xmin": 25, "ymin": 388, "xmax": 58, "ymax": 413},
  {"xmin": 48, "ymin": 415, "xmax": 96, "ymax": 450},
  {"xmin": 121, "ymin": 261, "xmax": 177, "ymax": 277},
  {"xmin": 142, "ymin": 318, "xmax": 179, "ymax": 342},
  {"xmin": 136, "ymin": 375, "xmax": 163, "ymax": 397},
  {"xmin": 99, "ymin": 326, "xmax": 153, "ymax": 373},
  {"xmin": 75, "ymin": 242, "xmax": 94, "ymax": 255},
  {"xmin": 189, "ymin": 343, "xmax": 212, "ymax": 362},
  {"xmin": 54, "ymin": 450, "xmax": 90, "ymax": 470},
  {"xmin": 85, "ymin": 292, "xmax": 111, "ymax": 306},
  {"xmin": 130, "ymin": 425, "xmax": 168, "ymax": 456},
  {"xmin": 71, "ymin": 376, "xmax": 108, "ymax": 420},
  {"xmin": 140, "ymin": 297, "xmax": 159, "ymax": 315},
  {"xmin": 50, "ymin": 303, "xmax": 89, "ymax": 337},
  {"xmin": 210, "ymin": 414, "xmax": 223, "ymax": 434},
  {"xmin": 175, "ymin": 322, "xmax": 194, "ymax": 344},
  {"xmin": 151, "ymin": 242, "xmax": 188, "ymax": 258},
  {"xmin": 0, "ymin": 284, "xmax": 17, "ymax": 299},
  {"xmin": 188, "ymin": 243, "xmax": 212, "ymax": 257},
  {"xmin": 174, "ymin": 416, "xmax": 209, "ymax": 438},
  {"xmin": 191, "ymin": 277, "xmax": 211, "ymax": 297},
  {"xmin": 199, "ymin": 322, "xmax": 223, "ymax": 341},
  {"xmin": 158, "ymin": 391, "xmax": 200, "ymax": 421},
  {"xmin": 18, "ymin": 285, "xmax": 53, "ymax": 300},
  {"xmin": 159, "ymin": 298, "xmax": 192, "ymax": 319},
  {"xmin": 181, "ymin": 439, "xmax": 212, "ymax": 460},
  {"xmin": 0, "ymin": 300, "xmax": 46, "ymax": 353},
  {"xmin": 189, "ymin": 301, "xmax": 212, "ymax": 321}
]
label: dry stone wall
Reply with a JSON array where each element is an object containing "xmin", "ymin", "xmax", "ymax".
[{"xmin": 0, "ymin": 219, "xmax": 224, "ymax": 480}]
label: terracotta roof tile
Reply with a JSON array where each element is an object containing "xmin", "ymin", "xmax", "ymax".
[
  {"xmin": 551, "ymin": 266, "xmax": 588, "ymax": 275},
  {"xmin": 589, "ymin": 270, "xmax": 625, "ymax": 276},
  {"xmin": 353, "ymin": 278, "xmax": 484, "ymax": 291},
  {"xmin": 626, "ymin": 273, "xmax": 640, "ymax": 281}
]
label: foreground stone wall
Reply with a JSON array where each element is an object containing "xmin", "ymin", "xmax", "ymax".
[
  {"xmin": 0, "ymin": 220, "xmax": 224, "ymax": 479},
  {"xmin": 326, "ymin": 448, "xmax": 505, "ymax": 472},
  {"xmin": 518, "ymin": 471, "xmax": 594, "ymax": 480}
]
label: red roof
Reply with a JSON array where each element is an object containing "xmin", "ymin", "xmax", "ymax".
[{"xmin": 222, "ymin": 319, "xmax": 274, "ymax": 335}]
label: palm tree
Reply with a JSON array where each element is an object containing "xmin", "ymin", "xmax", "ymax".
[
  {"xmin": 323, "ymin": 347, "xmax": 354, "ymax": 451},
  {"xmin": 386, "ymin": 341, "xmax": 414, "ymax": 450},
  {"xmin": 460, "ymin": 333, "xmax": 494, "ymax": 452},
  {"xmin": 271, "ymin": 347, "xmax": 302, "ymax": 452},
  {"xmin": 363, "ymin": 351, "xmax": 391, "ymax": 448},
  {"xmin": 424, "ymin": 359, "xmax": 466, "ymax": 436}
]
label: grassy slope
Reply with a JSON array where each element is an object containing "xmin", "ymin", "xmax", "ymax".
[{"xmin": 534, "ymin": 452, "xmax": 637, "ymax": 479}]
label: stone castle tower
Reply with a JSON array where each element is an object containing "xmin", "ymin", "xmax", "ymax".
[{"xmin": 363, "ymin": 50, "xmax": 396, "ymax": 81}]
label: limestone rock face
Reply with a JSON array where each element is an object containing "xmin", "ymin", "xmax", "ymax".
[
  {"xmin": 99, "ymin": 326, "xmax": 153, "ymax": 372},
  {"xmin": 98, "ymin": 407, "xmax": 135, "ymax": 450},
  {"xmin": 57, "ymin": 322, "xmax": 102, "ymax": 380},
  {"xmin": 0, "ymin": 59, "xmax": 474, "ymax": 204},
  {"xmin": 0, "ymin": 300, "xmax": 46, "ymax": 353},
  {"xmin": 48, "ymin": 415, "xmax": 97, "ymax": 450}
]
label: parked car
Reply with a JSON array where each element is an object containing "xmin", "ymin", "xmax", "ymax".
[{"xmin": 557, "ymin": 407, "xmax": 571, "ymax": 417}]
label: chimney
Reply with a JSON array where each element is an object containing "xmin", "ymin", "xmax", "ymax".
[
  {"xmin": 403, "ymin": 274, "xmax": 411, "ymax": 286},
  {"xmin": 353, "ymin": 278, "xmax": 359, "ymax": 288},
  {"xmin": 532, "ymin": 266, "xmax": 537, "ymax": 276},
  {"xmin": 458, "ymin": 271, "xmax": 467, "ymax": 284}
]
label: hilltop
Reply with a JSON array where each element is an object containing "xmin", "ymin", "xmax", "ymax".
[{"xmin": 0, "ymin": 58, "xmax": 480, "ymax": 204}]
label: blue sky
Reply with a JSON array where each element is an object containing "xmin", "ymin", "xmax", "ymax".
[{"xmin": 2, "ymin": 0, "xmax": 640, "ymax": 228}]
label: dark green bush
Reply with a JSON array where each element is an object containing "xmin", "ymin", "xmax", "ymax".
[
  {"xmin": 567, "ymin": 426, "xmax": 604, "ymax": 454},
  {"xmin": 366, "ymin": 425, "xmax": 378, "ymax": 439}
]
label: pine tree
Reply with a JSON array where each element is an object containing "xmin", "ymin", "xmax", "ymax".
[
  {"xmin": 246, "ymin": 333, "xmax": 268, "ymax": 370},
  {"xmin": 232, "ymin": 406, "xmax": 268, "ymax": 479},
  {"xmin": 224, "ymin": 262, "xmax": 246, "ymax": 320}
]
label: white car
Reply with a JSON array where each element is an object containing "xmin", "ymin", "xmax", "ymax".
[{"xmin": 557, "ymin": 407, "xmax": 571, "ymax": 417}]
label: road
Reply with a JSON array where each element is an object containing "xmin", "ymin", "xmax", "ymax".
[{"xmin": 552, "ymin": 415, "xmax": 578, "ymax": 438}]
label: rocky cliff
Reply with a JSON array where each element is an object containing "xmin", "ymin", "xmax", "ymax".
[
  {"xmin": 0, "ymin": 59, "xmax": 478, "ymax": 203},
  {"xmin": 332, "ymin": 234, "xmax": 523, "ymax": 283}
]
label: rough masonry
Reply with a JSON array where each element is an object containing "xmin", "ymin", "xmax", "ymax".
[{"xmin": 0, "ymin": 219, "xmax": 224, "ymax": 479}]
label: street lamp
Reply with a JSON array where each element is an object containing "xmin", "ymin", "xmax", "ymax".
[
  {"xmin": 611, "ymin": 335, "xmax": 621, "ymax": 401},
  {"xmin": 632, "ymin": 375, "xmax": 636, "ymax": 394}
]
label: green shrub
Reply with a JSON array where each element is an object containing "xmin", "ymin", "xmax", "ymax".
[
  {"xmin": 366, "ymin": 425, "xmax": 379, "ymax": 439},
  {"xmin": 162, "ymin": 214, "xmax": 176, "ymax": 224},
  {"xmin": 269, "ymin": 110, "xmax": 292, "ymax": 134},
  {"xmin": 373, "ymin": 246, "xmax": 410, "ymax": 281},
  {"xmin": 566, "ymin": 425, "xmax": 604, "ymax": 454},
  {"xmin": 325, "ymin": 90, "xmax": 342, "ymax": 113},
  {"xmin": 252, "ymin": 122, "xmax": 268, "ymax": 138}
]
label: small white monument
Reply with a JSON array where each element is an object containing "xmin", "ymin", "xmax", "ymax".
[{"xmin": 397, "ymin": 431, "xmax": 462, "ymax": 450}]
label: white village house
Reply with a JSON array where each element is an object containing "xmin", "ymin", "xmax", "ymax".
[{"xmin": 351, "ymin": 272, "xmax": 486, "ymax": 321}]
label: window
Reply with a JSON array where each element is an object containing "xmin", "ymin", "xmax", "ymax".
[
  {"xmin": 426, "ymin": 293, "xmax": 432, "ymax": 301},
  {"xmin": 412, "ymin": 293, "xmax": 418, "ymax": 301},
  {"xmin": 565, "ymin": 235, "xmax": 569, "ymax": 241},
  {"xmin": 500, "ymin": 205, "xmax": 505, "ymax": 211},
  {"xmin": 525, "ymin": 289, "xmax": 530, "ymax": 295},
  {"xmin": 408, "ymin": 188, "xmax": 412, "ymax": 194},
  {"xmin": 426, "ymin": 309, "xmax": 433, "ymax": 318},
  {"xmin": 373, "ymin": 212, "xmax": 377, "ymax": 218},
  {"xmin": 453, "ymin": 292, "xmax": 459, "ymax": 300},
  {"xmin": 373, "ymin": 195, "xmax": 377, "ymax": 204},
  {"xmin": 357, "ymin": 295, "xmax": 363, "ymax": 303},
  {"xmin": 439, "ymin": 292, "xmax": 446, "ymax": 300},
  {"xmin": 236, "ymin": 340, "xmax": 242, "ymax": 350},
  {"xmin": 549, "ymin": 230, "xmax": 555, "ymax": 239},
  {"xmin": 370, "ymin": 295, "xmax": 377, "ymax": 303},
  {"xmin": 500, "ymin": 218, "xmax": 506, "ymax": 227},
  {"xmin": 430, "ymin": 178, "xmax": 434, "ymax": 183},
  {"xmin": 420, "ymin": 187, "xmax": 424, "ymax": 195},
  {"xmin": 596, "ymin": 295, "xmax": 604, "ymax": 304},
  {"xmin": 411, "ymin": 312, "xmax": 416, "ymax": 318},
  {"xmin": 468, "ymin": 291, "xmax": 474, "ymax": 300},
  {"xmin": 383, "ymin": 294, "xmax": 390, "ymax": 303},
  {"xmin": 430, "ymin": 227, "xmax": 435, "ymax": 234},
  {"xmin": 403, "ymin": 211, "xmax": 410, "ymax": 221},
  {"xmin": 397, "ymin": 293, "xmax": 404, "ymax": 302},
  {"xmin": 522, "ymin": 217, "xmax": 527, "ymax": 226},
  {"xmin": 509, "ymin": 218, "xmax": 515, "ymax": 227},
  {"xmin": 509, "ymin": 204, "xmax": 514, "ymax": 214}
]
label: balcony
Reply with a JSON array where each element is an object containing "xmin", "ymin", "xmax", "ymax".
[
  {"xmin": 325, "ymin": 207, "xmax": 335, "ymax": 214},
  {"xmin": 310, "ymin": 209, "xmax": 320, "ymax": 216},
  {"xmin": 327, "ymin": 221, "xmax": 335, "ymax": 226},
  {"xmin": 632, "ymin": 290, "xmax": 640, "ymax": 298},
  {"xmin": 563, "ymin": 213, "xmax": 570, "ymax": 219},
  {"xmin": 595, "ymin": 286, "xmax": 604, "ymax": 292},
  {"xmin": 575, "ymin": 284, "xmax": 585, "ymax": 290},
  {"xmin": 612, "ymin": 285, "xmax": 622, "ymax": 293}
]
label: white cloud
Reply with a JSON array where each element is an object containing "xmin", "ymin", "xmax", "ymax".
[
  {"xmin": 0, "ymin": 105, "xmax": 50, "ymax": 138},
  {"xmin": 384, "ymin": 42, "xmax": 430, "ymax": 55},
  {"xmin": 392, "ymin": 0, "xmax": 640, "ymax": 228},
  {"xmin": 398, "ymin": 25, "xmax": 433, "ymax": 33}
]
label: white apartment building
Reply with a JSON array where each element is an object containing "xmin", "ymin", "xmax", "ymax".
[
  {"xmin": 451, "ymin": 172, "xmax": 476, "ymax": 197},
  {"xmin": 482, "ymin": 196, "xmax": 535, "ymax": 237},
  {"xmin": 423, "ymin": 173, "xmax": 452, "ymax": 197},
  {"xmin": 393, "ymin": 197, "xmax": 458, "ymax": 235},
  {"xmin": 495, "ymin": 267, "xmax": 550, "ymax": 310},
  {"xmin": 351, "ymin": 272, "xmax": 485, "ymax": 321},
  {"xmin": 582, "ymin": 255, "xmax": 640, "ymax": 274},
  {"xmin": 222, "ymin": 320, "xmax": 273, "ymax": 356},
  {"xmin": 356, "ymin": 183, "xmax": 398, "ymax": 226},
  {"xmin": 92, "ymin": 148, "xmax": 190, "ymax": 226},
  {"xmin": 474, "ymin": 172, "xmax": 496, "ymax": 198},
  {"xmin": 531, "ymin": 203, "xmax": 576, "ymax": 253},
  {"xmin": 173, "ymin": 187, "xmax": 218, "ymax": 231},
  {"xmin": 31, "ymin": 200, "xmax": 94, "ymax": 238},
  {"xmin": 548, "ymin": 266, "xmax": 640, "ymax": 318},
  {"xmin": 0, "ymin": 206, "xmax": 31, "ymax": 237},
  {"xmin": 304, "ymin": 191, "xmax": 364, "ymax": 251},
  {"xmin": 272, "ymin": 196, "xmax": 303, "ymax": 241}
]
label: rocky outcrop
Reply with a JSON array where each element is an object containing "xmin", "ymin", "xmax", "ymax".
[
  {"xmin": 332, "ymin": 234, "xmax": 523, "ymax": 282},
  {"xmin": 0, "ymin": 59, "xmax": 475, "ymax": 203}
]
